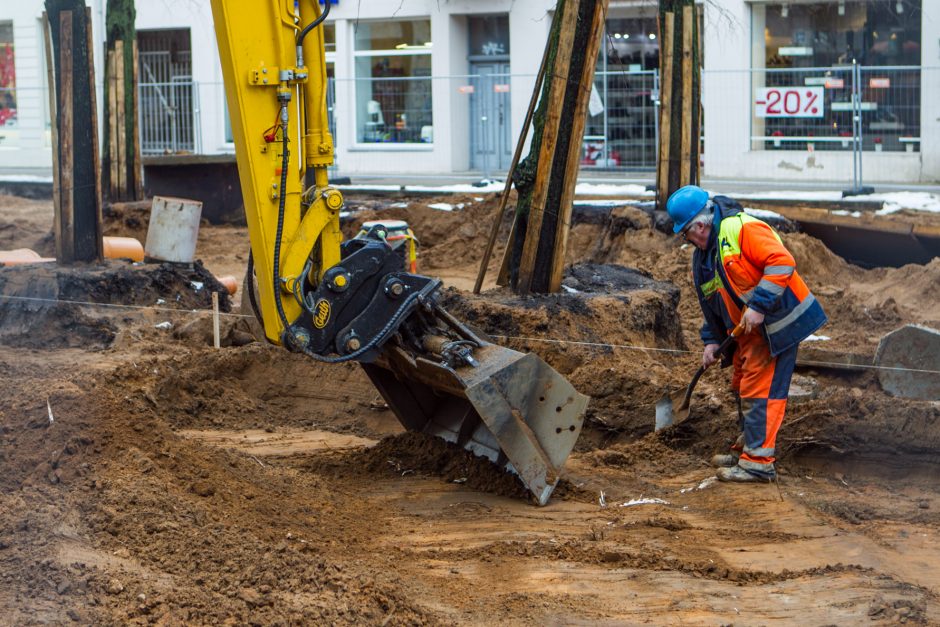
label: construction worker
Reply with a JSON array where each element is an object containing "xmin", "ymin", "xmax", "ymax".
[{"xmin": 666, "ymin": 185, "xmax": 827, "ymax": 483}]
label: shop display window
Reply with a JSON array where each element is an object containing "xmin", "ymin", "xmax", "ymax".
[
  {"xmin": 0, "ymin": 22, "xmax": 16, "ymax": 128},
  {"xmin": 354, "ymin": 19, "xmax": 432, "ymax": 144}
]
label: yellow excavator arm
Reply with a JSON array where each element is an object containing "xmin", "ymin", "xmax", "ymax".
[
  {"xmin": 209, "ymin": 0, "xmax": 589, "ymax": 505},
  {"xmin": 210, "ymin": 0, "xmax": 341, "ymax": 343}
]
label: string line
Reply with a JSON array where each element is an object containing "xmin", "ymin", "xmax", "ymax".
[{"xmin": 0, "ymin": 293, "xmax": 936, "ymax": 376}]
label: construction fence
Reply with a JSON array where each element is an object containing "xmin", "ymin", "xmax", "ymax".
[{"xmin": 0, "ymin": 65, "xmax": 935, "ymax": 185}]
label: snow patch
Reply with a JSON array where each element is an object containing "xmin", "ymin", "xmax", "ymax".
[
  {"xmin": 680, "ymin": 476, "xmax": 717, "ymax": 493},
  {"xmin": 804, "ymin": 334, "xmax": 831, "ymax": 342},
  {"xmin": 619, "ymin": 497, "xmax": 669, "ymax": 507},
  {"xmin": 0, "ymin": 174, "xmax": 54, "ymax": 184},
  {"xmin": 743, "ymin": 207, "xmax": 784, "ymax": 220},
  {"xmin": 574, "ymin": 183, "xmax": 653, "ymax": 197},
  {"xmin": 874, "ymin": 192, "xmax": 940, "ymax": 215},
  {"xmin": 428, "ymin": 203, "xmax": 454, "ymax": 212}
]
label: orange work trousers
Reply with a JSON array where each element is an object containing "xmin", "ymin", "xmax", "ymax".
[{"xmin": 729, "ymin": 331, "xmax": 798, "ymax": 478}]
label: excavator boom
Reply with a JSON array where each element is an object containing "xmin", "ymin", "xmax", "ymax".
[{"xmin": 209, "ymin": 0, "xmax": 588, "ymax": 504}]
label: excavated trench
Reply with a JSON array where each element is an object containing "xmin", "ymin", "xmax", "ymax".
[{"xmin": 2, "ymin": 192, "xmax": 940, "ymax": 623}]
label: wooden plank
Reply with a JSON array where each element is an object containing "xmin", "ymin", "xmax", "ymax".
[
  {"xmin": 115, "ymin": 39, "xmax": 127, "ymax": 199},
  {"xmin": 58, "ymin": 10, "xmax": 74, "ymax": 264},
  {"xmin": 496, "ymin": 212, "xmax": 519, "ymax": 286},
  {"xmin": 679, "ymin": 4, "xmax": 693, "ymax": 187},
  {"xmin": 476, "ymin": 28, "xmax": 552, "ymax": 294},
  {"xmin": 85, "ymin": 6, "xmax": 103, "ymax": 261},
  {"xmin": 132, "ymin": 40, "xmax": 143, "ymax": 200},
  {"xmin": 516, "ymin": 0, "xmax": 580, "ymax": 295},
  {"xmin": 549, "ymin": 0, "xmax": 610, "ymax": 292},
  {"xmin": 42, "ymin": 12, "xmax": 62, "ymax": 260},
  {"xmin": 656, "ymin": 12, "xmax": 674, "ymax": 209},
  {"xmin": 107, "ymin": 48, "xmax": 118, "ymax": 199},
  {"xmin": 693, "ymin": 4, "xmax": 702, "ymax": 183}
]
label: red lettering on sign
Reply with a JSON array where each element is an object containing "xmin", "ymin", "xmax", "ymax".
[{"xmin": 766, "ymin": 89, "xmax": 781, "ymax": 114}]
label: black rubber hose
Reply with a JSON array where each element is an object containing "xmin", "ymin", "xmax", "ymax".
[
  {"xmin": 297, "ymin": 0, "xmax": 331, "ymax": 47},
  {"xmin": 272, "ymin": 108, "xmax": 293, "ymax": 337},
  {"xmin": 246, "ymin": 250, "xmax": 263, "ymax": 326}
]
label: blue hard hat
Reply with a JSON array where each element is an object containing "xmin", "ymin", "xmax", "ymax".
[{"xmin": 666, "ymin": 185, "xmax": 710, "ymax": 234}]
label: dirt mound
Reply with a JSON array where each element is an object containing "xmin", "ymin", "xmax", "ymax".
[
  {"xmin": 0, "ymin": 261, "xmax": 232, "ymax": 349},
  {"xmin": 103, "ymin": 200, "xmax": 152, "ymax": 242},
  {"xmin": 315, "ymin": 431, "xmax": 532, "ymax": 502},
  {"xmin": 0, "ymin": 194, "xmax": 55, "ymax": 255},
  {"xmin": 0, "ymin": 351, "xmax": 431, "ymax": 625},
  {"xmin": 343, "ymin": 194, "xmax": 509, "ymax": 275},
  {"xmin": 441, "ymin": 265, "xmax": 684, "ymax": 441}
]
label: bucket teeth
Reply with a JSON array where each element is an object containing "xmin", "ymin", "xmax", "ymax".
[{"xmin": 362, "ymin": 343, "xmax": 588, "ymax": 506}]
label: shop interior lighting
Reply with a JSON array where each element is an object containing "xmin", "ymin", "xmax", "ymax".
[
  {"xmin": 648, "ymin": 33, "xmax": 656, "ymax": 40},
  {"xmin": 896, "ymin": 1, "xmax": 903, "ymax": 13},
  {"xmin": 838, "ymin": 1, "xmax": 845, "ymax": 16},
  {"xmin": 395, "ymin": 42, "xmax": 433, "ymax": 50},
  {"xmin": 781, "ymin": 3, "xmax": 789, "ymax": 18}
]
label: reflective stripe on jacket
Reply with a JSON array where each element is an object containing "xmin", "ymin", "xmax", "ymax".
[{"xmin": 693, "ymin": 198, "xmax": 827, "ymax": 357}]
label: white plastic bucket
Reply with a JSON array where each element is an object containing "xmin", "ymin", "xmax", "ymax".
[{"xmin": 144, "ymin": 196, "xmax": 203, "ymax": 263}]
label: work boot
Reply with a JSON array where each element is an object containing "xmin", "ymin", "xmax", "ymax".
[
  {"xmin": 710, "ymin": 454, "xmax": 738, "ymax": 468},
  {"xmin": 716, "ymin": 465, "xmax": 774, "ymax": 483}
]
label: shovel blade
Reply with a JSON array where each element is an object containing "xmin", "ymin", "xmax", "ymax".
[{"xmin": 655, "ymin": 387, "xmax": 692, "ymax": 431}]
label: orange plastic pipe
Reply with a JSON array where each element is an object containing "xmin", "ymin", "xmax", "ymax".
[
  {"xmin": 0, "ymin": 249, "xmax": 55, "ymax": 266},
  {"xmin": 103, "ymin": 236, "xmax": 145, "ymax": 262},
  {"xmin": 217, "ymin": 275, "xmax": 238, "ymax": 295}
]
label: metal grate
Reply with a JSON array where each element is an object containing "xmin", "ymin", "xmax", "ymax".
[{"xmin": 138, "ymin": 29, "xmax": 194, "ymax": 154}]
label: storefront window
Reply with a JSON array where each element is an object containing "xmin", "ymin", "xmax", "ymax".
[
  {"xmin": 583, "ymin": 16, "xmax": 660, "ymax": 169},
  {"xmin": 0, "ymin": 22, "xmax": 16, "ymax": 128},
  {"xmin": 354, "ymin": 19, "xmax": 432, "ymax": 144},
  {"xmin": 323, "ymin": 23, "xmax": 335, "ymax": 54},
  {"xmin": 765, "ymin": 1, "xmax": 921, "ymax": 68},
  {"xmin": 756, "ymin": 1, "xmax": 921, "ymax": 153},
  {"xmin": 468, "ymin": 15, "xmax": 509, "ymax": 58}
]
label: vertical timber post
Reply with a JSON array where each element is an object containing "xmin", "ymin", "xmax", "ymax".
[
  {"xmin": 505, "ymin": 0, "xmax": 609, "ymax": 295},
  {"xmin": 656, "ymin": 0, "xmax": 700, "ymax": 210},
  {"xmin": 46, "ymin": 0, "xmax": 103, "ymax": 263},
  {"xmin": 103, "ymin": 0, "xmax": 142, "ymax": 201}
]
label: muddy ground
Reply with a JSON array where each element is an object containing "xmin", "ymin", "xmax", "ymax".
[{"xmin": 1, "ymin": 191, "xmax": 940, "ymax": 625}]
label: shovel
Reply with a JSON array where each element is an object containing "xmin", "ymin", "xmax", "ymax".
[{"xmin": 655, "ymin": 320, "xmax": 747, "ymax": 431}]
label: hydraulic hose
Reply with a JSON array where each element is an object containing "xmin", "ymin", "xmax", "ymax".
[
  {"xmin": 272, "ymin": 103, "xmax": 293, "ymax": 340},
  {"xmin": 297, "ymin": 0, "xmax": 330, "ymax": 44},
  {"xmin": 269, "ymin": 102, "xmax": 421, "ymax": 365}
]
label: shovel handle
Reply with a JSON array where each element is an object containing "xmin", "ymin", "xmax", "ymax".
[{"xmin": 708, "ymin": 319, "xmax": 747, "ymax": 370}]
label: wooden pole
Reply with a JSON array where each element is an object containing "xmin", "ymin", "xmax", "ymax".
[
  {"xmin": 212, "ymin": 291, "xmax": 221, "ymax": 349},
  {"xmin": 132, "ymin": 40, "xmax": 143, "ymax": 200},
  {"xmin": 43, "ymin": 12, "xmax": 62, "ymax": 260},
  {"xmin": 473, "ymin": 38, "xmax": 551, "ymax": 294},
  {"xmin": 549, "ymin": 0, "xmax": 609, "ymax": 292},
  {"xmin": 656, "ymin": 12, "xmax": 674, "ymax": 210},
  {"xmin": 115, "ymin": 39, "xmax": 127, "ymax": 198},
  {"xmin": 679, "ymin": 4, "xmax": 693, "ymax": 187},
  {"xmin": 473, "ymin": 33, "xmax": 552, "ymax": 295},
  {"xmin": 86, "ymin": 6, "xmax": 103, "ymax": 261},
  {"xmin": 515, "ymin": 0, "xmax": 580, "ymax": 295},
  {"xmin": 107, "ymin": 48, "xmax": 118, "ymax": 199},
  {"xmin": 57, "ymin": 10, "xmax": 74, "ymax": 263}
]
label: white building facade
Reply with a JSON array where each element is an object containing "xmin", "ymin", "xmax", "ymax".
[{"xmin": 0, "ymin": 0, "xmax": 936, "ymax": 184}]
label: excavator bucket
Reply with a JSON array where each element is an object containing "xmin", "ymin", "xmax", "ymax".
[{"xmin": 362, "ymin": 342, "xmax": 588, "ymax": 506}]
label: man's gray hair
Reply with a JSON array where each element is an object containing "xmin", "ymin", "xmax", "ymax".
[{"xmin": 686, "ymin": 200, "xmax": 714, "ymax": 229}]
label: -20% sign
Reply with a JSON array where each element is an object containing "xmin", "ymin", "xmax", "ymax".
[{"xmin": 755, "ymin": 87, "xmax": 824, "ymax": 118}]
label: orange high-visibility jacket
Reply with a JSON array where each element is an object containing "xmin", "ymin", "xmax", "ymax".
[{"xmin": 694, "ymin": 199, "xmax": 827, "ymax": 356}]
